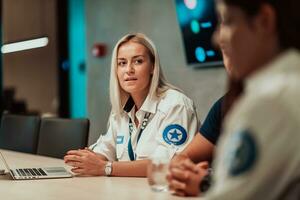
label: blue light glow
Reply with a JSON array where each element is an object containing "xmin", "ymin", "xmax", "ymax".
[
  {"xmin": 190, "ymin": 20, "xmax": 200, "ymax": 34},
  {"xmin": 176, "ymin": 3, "xmax": 190, "ymax": 26},
  {"xmin": 68, "ymin": 0, "xmax": 87, "ymax": 118},
  {"xmin": 190, "ymin": 0, "xmax": 206, "ymax": 20},
  {"xmin": 176, "ymin": 0, "xmax": 207, "ymax": 26},
  {"xmin": 201, "ymin": 22, "xmax": 212, "ymax": 28},
  {"xmin": 206, "ymin": 50, "xmax": 215, "ymax": 57},
  {"xmin": 195, "ymin": 47, "xmax": 206, "ymax": 62},
  {"xmin": 61, "ymin": 60, "xmax": 70, "ymax": 71}
]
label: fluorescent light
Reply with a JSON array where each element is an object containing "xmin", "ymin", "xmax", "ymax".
[{"xmin": 1, "ymin": 37, "xmax": 49, "ymax": 54}]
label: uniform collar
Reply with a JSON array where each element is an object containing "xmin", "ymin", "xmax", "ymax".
[
  {"xmin": 123, "ymin": 94, "xmax": 158, "ymax": 114},
  {"xmin": 246, "ymin": 49, "xmax": 300, "ymax": 92},
  {"xmin": 123, "ymin": 96, "xmax": 135, "ymax": 113}
]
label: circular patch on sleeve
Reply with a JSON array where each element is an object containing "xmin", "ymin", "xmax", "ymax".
[
  {"xmin": 226, "ymin": 129, "xmax": 258, "ymax": 176},
  {"xmin": 163, "ymin": 124, "xmax": 187, "ymax": 146}
]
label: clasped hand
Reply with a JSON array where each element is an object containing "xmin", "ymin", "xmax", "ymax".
[
  {"xmin": 167, "ymin": 154, "xmax": 209, "ymax": 197},
  {"xmin": 64, "ymin": 149, "xmax": 107, "ymax": 176}
]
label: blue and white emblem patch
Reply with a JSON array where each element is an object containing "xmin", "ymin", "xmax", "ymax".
[
  {"xmin": 226, "ymin": 129, "xmax": 258, "ymax": 176},
  {"xmin": 116, "ymin": 136, "xmax": 124, "ymax": 144},
  {"xmin": 163, "ymin": 124, "xmax": 187, "ymax": 146}
]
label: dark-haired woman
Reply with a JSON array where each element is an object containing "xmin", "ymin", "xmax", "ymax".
[{"xmin": 168, "ymin": 0, "xmax": 300, "ymax": 198}]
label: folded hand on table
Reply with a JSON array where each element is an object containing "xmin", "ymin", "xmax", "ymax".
[
  {"xmin": 167, "ymin": 156, "xmax": 209, "ymax": 197},
  {"xmin": 64, "ymin": 149, "xmax": 107, "ymax": 176}
]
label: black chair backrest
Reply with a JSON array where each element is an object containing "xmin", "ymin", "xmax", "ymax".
[
  {"xmin": 37, "ymin": 118, "xmax": 89, "ymax": 159},
  {"xmin": 0, "ymin": 114, "xmax": 40, "ymax": 154}
]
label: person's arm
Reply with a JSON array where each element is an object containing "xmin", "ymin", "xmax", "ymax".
[
  {"xmin": 181, "ymin": 133, "xmax": 215, "ymax": 163},
  {"xmin": 177, "ymin": 96, "xmax": 223, "ymax": 164},
  {"xmin": 64, "ymin": 148, "xmax": 150, "ymax": 177},
  {"xmin": 89, "ymin": 116, "xmax": 117, "ymax": 161},
  {"xmin": 64, "ymin": 149, "xmax": 108, "ymax": 175},
  {"xmin": 167, "ymin": 96, "xmax": 223, "ymax": 196},
  {"xmin": 111, "ymin": 160, "xmax": 150, "ymax": 177},
  {"xmin": 170, "ymin": 133, "xmax": 214, "ymax": 172}
]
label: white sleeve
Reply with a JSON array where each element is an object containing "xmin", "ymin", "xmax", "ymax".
[
  {"xmin": 205, "ymin": 98, "xmax": 300, "ymax": 200},
  {"xmin": 89, "ymin": 116, "xmax": 117, "ymax": 161},
  {"xmin": 153, "ymin": 102, "xmax": 199, "ymax": 159}
]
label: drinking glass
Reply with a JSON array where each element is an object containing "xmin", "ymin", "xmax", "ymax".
[{"xmin": 147, "ymin": 150, "xmax": 170, "ymax": 192}]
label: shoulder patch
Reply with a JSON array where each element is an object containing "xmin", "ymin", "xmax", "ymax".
[
  {"xmin": 163, "ymin": 124, "xmax": 187, "ymax": 146},
  {"xmin": 226, "ymin": 129, "xmax": 258, "ymax": 176}
]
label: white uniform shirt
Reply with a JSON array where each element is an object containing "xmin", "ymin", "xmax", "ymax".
[
  {"xmin": 91, "ymin": 89, "xmax": 199, "ymax": 161},
  {"xmin": 206, "ymin": 49, "xmax": 300, "ymax": 200}
]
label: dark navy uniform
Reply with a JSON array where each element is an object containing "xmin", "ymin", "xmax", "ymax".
[{"xmin": 199, "ymin": 96, "xmax": 224, "ymax": 145}]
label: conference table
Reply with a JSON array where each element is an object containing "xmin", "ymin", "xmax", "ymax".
[{"xmin": 0, "ymin": 149, "xmax": 201, "ymax": 200}]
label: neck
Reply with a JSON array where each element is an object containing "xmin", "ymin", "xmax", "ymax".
[
  {"xmin": 131, "ymin": 89, "xmax": 149, "ymax": 111},
  {"xmin": 242, "ymin": 41, "xmax": 281, "ymax": 80},
  {"xmin": 254, "ymin": 37, "xmax": 282, "ymax": 74}
]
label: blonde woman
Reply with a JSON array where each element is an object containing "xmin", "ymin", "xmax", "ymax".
[{"xmin": 64, "ymin": 33, "xmax": 198, "ymax": 177}]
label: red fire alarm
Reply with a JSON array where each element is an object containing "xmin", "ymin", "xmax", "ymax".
[{"xmin": 92, "ymin": 43, "xmax": 107, "ymax": 57}]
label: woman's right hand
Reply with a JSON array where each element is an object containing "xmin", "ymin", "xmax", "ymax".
[{"xmin": 64, "ymin": 149, "xmax": 108, "ymax": 176}]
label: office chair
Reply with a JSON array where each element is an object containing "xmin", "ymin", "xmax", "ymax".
[
  {"xmin": 37, "ymin": 118, "xmax": 89, "ymax": 159},
  {"xmin": 0, "ymin": 113, "xmax": 40, "ymax": 154}
]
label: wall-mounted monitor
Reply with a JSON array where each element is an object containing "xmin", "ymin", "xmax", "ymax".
[{"xmin": 175, "ymin": 0, "xmax": 223, "ymax": 68}]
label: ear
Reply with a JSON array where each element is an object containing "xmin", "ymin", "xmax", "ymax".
[
  {"xmin": 255, "ymin": 4, "xmax": 277, "ymax": 37},
  {"xmin": 212, "ymin": 26, "xmax": 221, "ymax": 49},
  {"xmin": 150, "ymin": 64, "xmax": 154, "ymax": 75}
]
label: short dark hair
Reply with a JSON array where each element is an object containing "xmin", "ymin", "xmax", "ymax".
[{"xmin": 218, "ymin": 0, "xmax": 300, "ymax": 50}]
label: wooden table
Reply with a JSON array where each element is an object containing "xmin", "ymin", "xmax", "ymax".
[{"xmin": 0, "ymin": 149, "xmax": 200, "ymax": 200}]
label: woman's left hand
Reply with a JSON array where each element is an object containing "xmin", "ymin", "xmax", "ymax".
[{"xmin": 64, "ymin": 149, "xmax": 107, "ymax": 176}]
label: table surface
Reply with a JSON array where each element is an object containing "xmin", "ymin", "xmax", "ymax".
[{"xmin": 0, "ymin": 149, "xmax": 201, "ymax": 200}]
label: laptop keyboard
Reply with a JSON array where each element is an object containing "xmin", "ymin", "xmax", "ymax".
[{"xmin": 16, "ymin": 168, "xmax": 47, "ymax": 177}]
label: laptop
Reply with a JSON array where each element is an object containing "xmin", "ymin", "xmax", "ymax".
[{"xmin": 0, "ymin": 151, "xmax": 73, "ymax": 180}]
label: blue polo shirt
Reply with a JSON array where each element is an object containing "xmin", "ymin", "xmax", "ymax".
[{"xmin": 199, "ymin": 96, "xmax": 224, "ymax": 145}]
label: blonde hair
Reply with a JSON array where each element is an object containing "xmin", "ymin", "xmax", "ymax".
[{"xmin": 109, "ymin": 33, "xmax": 177, "ymax": 116}]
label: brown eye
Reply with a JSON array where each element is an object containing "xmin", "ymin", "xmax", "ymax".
[
  {"xmin": 118, "ymin": 61, "xmax": 127, "ymax": 67},
  {"xmin": 134, "ymin": 59, "xmax": 143, "ymax": 65}
]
